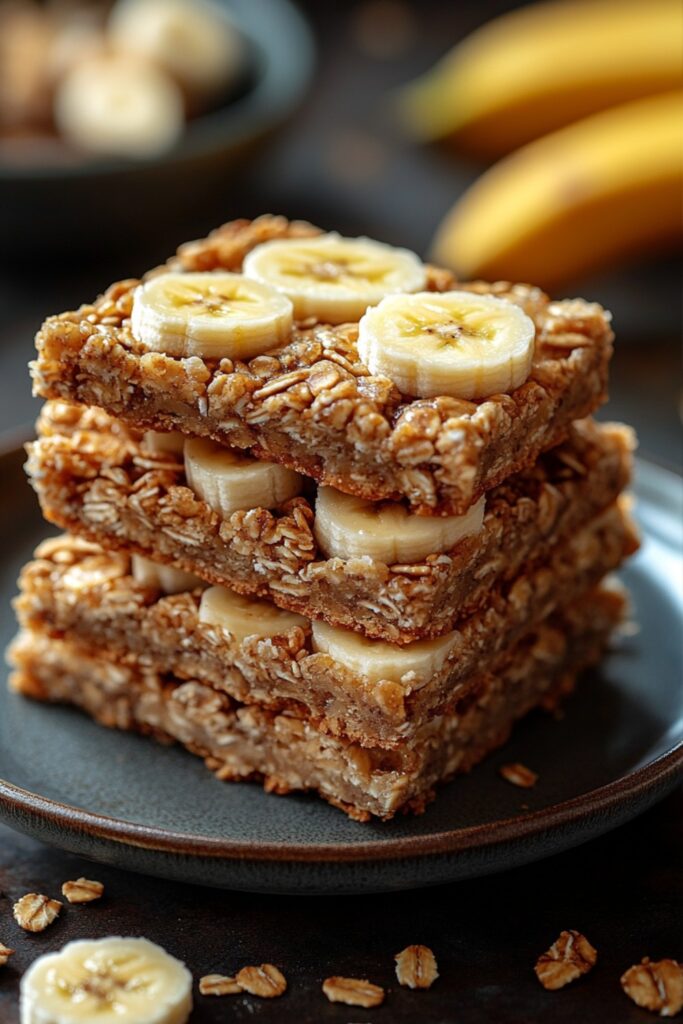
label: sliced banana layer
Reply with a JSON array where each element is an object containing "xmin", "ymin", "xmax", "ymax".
[
  {"xmin": 312, "ymin": 620, "xmax": 456, "ymax": 685},
  {"xmin": 20, "ymin": 936, "xmax": 192, "ymax": 1024},
  {"xmin": 199, "ymin": 585, "xmax": 308, "ymax": 641},
  {"xmin": 357, "ymin": 290, "xmax": 536, "ymax": 400},
  {"xmin": 184, "ymin": 438, "xmax": 302, "ymax": 516},
  {"xmin": 242, "ymin": 232, "xmax": 427, "ymax": 324},
  {"xmin": 315, "ymin": 487, "xmax": 485, "ymax": 564},
  {"xmin": 131, "ymin": 554, "xmax": 206, "ymax": 595},
  {"xmin": 142, "ymin": 430, "xmax": 186, "ymax": 455},
  {"xmin": 54, "ymin": 54, "xmax": 184, "ymax": 159},
  {"xmin": 130, "ymin": 272, "xmax": 293, "ymax": 360}
]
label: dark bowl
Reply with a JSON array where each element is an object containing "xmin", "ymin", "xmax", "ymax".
[{"xmin": 0, "ymin": 0, "xmax": 314, "ymax": 261}]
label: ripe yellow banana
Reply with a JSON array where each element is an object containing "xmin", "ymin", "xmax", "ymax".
[
  {"xmin": 131, "ymin": 554, "xmax": 205, "ymax": 594},
  {"xmin": 20, "ymin": 936, "xmax": 192, "ymax": 1024},
  {"xmin": 315, "ymin": 486, "xmax": 485, "ymax": 564},
  {"xmin": 242, "ymin": 232, "xmax": 426, "ymax": 323},
  {"xmin": 131, "ymin": 272, "xmax": 293, "ymax": 360},
  {"xmin": 399, "ymin": 0, "xmax": 683, "ymax": 157},
  {"xmin": 432, "ymin": 91, "xmax": 683, "ymax": 290},
  {"xmin": 312, "ymin": 620, "xmax": 456, "ymax": 685},
  {"xmin": 357, "ymin": 290, "xmax": 535, "ymax": 400},
  {"xmin": 199, "ymin": 585, "xmax": 307, "ymax": 641},
  {"xmin": 184, "ymin": 438, "xmax": 302, "ymax": 516}
]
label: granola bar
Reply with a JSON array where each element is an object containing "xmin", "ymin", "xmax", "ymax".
[
  {"xmin": 9, "ymin": 586, "xmax": 624, "ymax": 821},
  {"xmin": 15, "ymin": 506, "xmax": 635, "ymax": 749},
  {"xmin": 27, "ymin": 402, "xmax": 633, "ymax": 643},
  {"xmin": 30, "ymin": 216, "xmax": 614, "ymax": 516}
]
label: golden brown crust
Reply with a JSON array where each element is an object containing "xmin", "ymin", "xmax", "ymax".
[
  {"xmin": 27, "ymin": 402, "xmax": 634, "ymax": 644},
  {"xmin": 30, "ymin": 216, "xmax": 614, "ymax": 516}
]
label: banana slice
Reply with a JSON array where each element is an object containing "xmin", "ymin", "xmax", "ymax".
[
  {"xmin": 142, "ymin": 430, "xmax": 186, "ymax": 455},
  {"xmin": 131, "ymin": 554, "xmax": 205, "ymax": 595},
  {"xmin": 242, "ymin": 232, "xmax": 427, "ymax": 324},
  {"xmin": 357, "ymin": 290, "xmax": 536, "ymax": 399},
  {"xmin": 54, "ymin": 54, "xmax": 184, "ymax": 159},
  {"xmin": 199, "ymin": 585, "xmax": 308, "ymax": 641},
  {"xmin": 130, "ymin": 272, "xmax": 293, "ymax": 359},
  {"xmin": 312, "ymin": 620, "xmax": 456, "ymax": 685},
  {"xmin": 184, "ymin": 437, "xmax": 302, "ymax": 516},
  {"xmin": 109, "ymin": 0, "xmax": 243, "ymax": 99},
  {"xmin": 20, "ymin": 936, "xmax": 192, "ymax": 1024},
  {"xmin": 315, "ymin": 487, "xmax": 485, "ymax": 564}
]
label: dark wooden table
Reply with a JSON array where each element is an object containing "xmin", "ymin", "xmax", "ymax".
[{"xmin": 0, "ymin": 2, "xmax": 681, "ymax": 1021}]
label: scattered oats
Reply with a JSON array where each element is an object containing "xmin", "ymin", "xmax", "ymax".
[
  {"xmin": 199, "ymin": 973, "xmax": 243, "ymax": 996},
  {"xmin": 13, "ymin": 893, "xmax": 62, "ymax": 932},
  {"xmin": 535, "ymin": 930, "xmax": 597, "ymax": 990},
  {"xmin": 621, "ymin": 958, "xmax": 683, "ymax": 1017},
  {"xmin": 0, "ymin": 943, "xmax": 15, "ymax": 966},
  {"xmin": 235, "ymin": 963, "xmax": 287, "ymax": 998},
  {"xmin": 322, "ymin": 976, "xmax": 385, "ymax": 1007},
  {"xmin": 500, "ymin": 762, "xmax": 538, "ymax": 788},
  {"xmin": 61, "ymin": 877, "xmax": 104, "ymax": 904},
  {"xmin": 395, "ymin": 944, "xmax": 439, "ymax": 989}
]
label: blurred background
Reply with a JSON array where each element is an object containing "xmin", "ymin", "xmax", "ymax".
[{"xmin": 0, "ymin": 0, "xmax": 681, "ymax": 464}]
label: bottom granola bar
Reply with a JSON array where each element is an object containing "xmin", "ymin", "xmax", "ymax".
[{"xmin": 9, "ymin": 588, "xmax": 624, "ymax": 821}]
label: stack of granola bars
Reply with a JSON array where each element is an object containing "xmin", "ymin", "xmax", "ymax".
[{"xmin": 9, "ymin": 216, "xmax": 637, "ymax": 820}]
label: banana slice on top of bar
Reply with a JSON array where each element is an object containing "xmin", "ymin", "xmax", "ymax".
[
  {"xmin": 199, "ymin": 585, "xmax": 307, "ymax": 641},
  {"xmin": 357, "ymin": 290, "xmax": 535, "ymax": 399},
  {"xmin": 312, "ymin": 620, "xmax": 456, "ymax": 685},
  {"xmin": 242, "ymin": 232, "xmax": 427, "ymax": 323},
  {"xmin": 131, "ymin": 271, "xmax": 293, "ymax": 359}
]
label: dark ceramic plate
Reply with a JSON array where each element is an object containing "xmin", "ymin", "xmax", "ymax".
[{"xmin": 0, "ymin": 446, "xmax": 681, "ymax": 894}]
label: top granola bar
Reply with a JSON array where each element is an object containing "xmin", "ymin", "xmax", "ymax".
[{"xmin": 31, "ymin": 215, "xmax": 614, "ymax": 515}]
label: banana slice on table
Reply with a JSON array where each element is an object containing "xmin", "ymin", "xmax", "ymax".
[
  {"xmin": 130, "ymin": 272, "xmax": 293, "ymax": 360},
  {"xmin": 131, "ymin": 554, "xmax": 206, "ymax": 595},
  {"xmin": 109, "ymin": 0, "xmax": 243, "ymax": 99},
  {"xmin": 184, "ymin": 438, "xmax": 302, "ymax": 516},
  {"xmin": 54, "ymin": 54, "xmax": 184, "ymax": 159},
  {"xmin": 357, "ymin": 290, "xmax": 535, "ymax": 400},
  {"xmin": 142, "ymin": 430, "xmax": 186, "ymax": 455},
  {"xmin": 312, "ymin": 620, "xmax": 456, "ymax": 685},
  {"xmin": 242, "ymin": 232, "xmax": 427, "ymax": 324},
  {"xmin": 199, "ymin": 585, "xmax": 308, "ymax": 641},
  {"xmin": 315, "ymin": 487, "xmax": 485, "ymax": 564},
  {"xmin": 20, "ymin": 936, "xmax": 192, "ymax": 1024}
]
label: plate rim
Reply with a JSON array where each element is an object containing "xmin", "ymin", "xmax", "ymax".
[
  {"xmin": 1, "ymin": 453, "xmax": 681, "ymax": 866},
  {"xmin": 0, "ymin": 742, "xmax": 681, "ymax": 864}
]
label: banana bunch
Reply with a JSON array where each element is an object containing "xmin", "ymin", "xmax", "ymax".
[
  {"xmin": 20, "ymin": 936, "xmax": 193, "ymax": 1023},
  {"xmin": 399, "ymin": 0, "xmax": 683, "ymax": 157},
  {"xmin": 433, "ymin": 91, "xmax": 683, "ymax": 290}
]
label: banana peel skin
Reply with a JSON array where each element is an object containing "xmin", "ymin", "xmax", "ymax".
[{"xmin": 431, "ymin": 91, "xmax": 683, "ymax": 292}]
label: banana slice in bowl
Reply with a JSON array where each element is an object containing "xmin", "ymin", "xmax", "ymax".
[
  {"xmin": 130, "ymin": 272, "xmax": 293, "ymax": 359},
  {"xmin": 357, "ymin": 290, "xmax": 535, "ymax": 400},
  {"xmin": 20, "ymin": 936, "xmax": 192, "ymax": 1024},
  {"xmin": 312, "ymin": 620, "xmax": 456, "ymax": 685},
  {"xmin": 315, "ymin": 487, "xmax": 485, "ymax": 564},
  {"xmin": 184, "ymin": 438, "xmax": 302, "ymax": 517},
  {"xmin": 199, "ymin": 585, "xmax": 308, "ymax": 641},
  {"xmin": 242, "ymin": 232, "xmax": 427, "ymax": 323}
]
